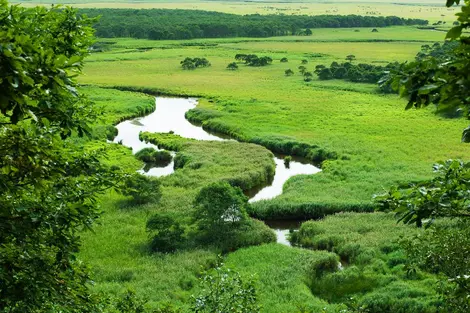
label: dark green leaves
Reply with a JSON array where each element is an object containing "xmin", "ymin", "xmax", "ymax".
[{"xmin": 375, "ymin": 159, "xmax": 470, "ymax": 228}]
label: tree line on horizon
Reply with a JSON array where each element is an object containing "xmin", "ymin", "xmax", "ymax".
[{"xmin": 78, "ymin": 8, "xmax": 428, "ymax": 40}]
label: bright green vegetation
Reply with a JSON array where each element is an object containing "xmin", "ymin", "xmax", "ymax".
[
  {"xmin": 77, "ymin": 88, "xmax": 277, "ymax": 309},
  {"xmin": 5, "ymin": 0, "xmax": 468, "ymax": 311},
  {"xmin": 225, "ymin": 244, "xmax": 342, "ymax": 312},
  {"xmin": 140, "ymin": 132, "xmax": 275, "ymax": 190},
  {"xmin": 80, "ymin": 28, "xmax": 468, "ymax": 219},
  {"xmin": 290, "ymin": 213, "xmax": 441, "ymax": 312}
]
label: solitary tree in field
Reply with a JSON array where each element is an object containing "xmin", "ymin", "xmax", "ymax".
[
  {"xmin": 280, "ymin": 57, "xmax": 289, "ymax": 63},
  {"xmin": 285, "ymin": 69, "xmax": 294, "ymax": 76},
  {"xmin": 372, "ymin": 28, "xmax": 379, "ymax": 32},
  {"xmin": 298, "ymin": 65, "xmax": 307, "ymax": 74},
  {"xmin": 227, "ymin": 62, "xmax": 239, "ymax": 70},
  {"xmin": 301, "ymin": 59, "xmax": 308, "ymax": 64},
  {"xmin": 346, "ymin": 54, "xmax": 356, "ymax": 62}
]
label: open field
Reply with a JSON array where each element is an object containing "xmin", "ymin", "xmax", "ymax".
[
  {"xmin": 16, "ymin": 0, "xmax": 459, "ymax": 23},
  {"xmin": 79, "ymin": 26, "xmax": 469, "ymax": 218}
]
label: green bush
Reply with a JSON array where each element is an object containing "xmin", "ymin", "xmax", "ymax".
[
  {"xmin": 192, "ymin": 257, "xmax": 260, "ymax": 313},
  {"xmin": 135, "ymin": 147, "xmax": 172, "ymax": 165},
  {"xmin": 121, "ymin": 173, "xmax": 162, "ymax": 204},
  {"xmin": 146, "ymin": 213, "xmax": 185, "ymax": 253}
]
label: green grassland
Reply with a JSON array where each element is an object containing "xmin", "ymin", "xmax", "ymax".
[
  {"xmin": 17, "ymin": 0, "xmax": 459, "ymax": 23},
  {"xmin": 80, "ymin": 27, "xmax": 469, "ymax": 219}
]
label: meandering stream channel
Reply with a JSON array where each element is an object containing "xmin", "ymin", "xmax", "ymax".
[{"xmin": 114, "ymin": 97, "xmax": 321, "ymax": 245}]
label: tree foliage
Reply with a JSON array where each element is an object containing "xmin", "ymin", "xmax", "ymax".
[
  {"xmin": 380, "ymin": 0, "xmax": 470, "ymax": 141},
  {"xmin": 315, "ymin": 61, "xmax": 400, "ymax": 83},
  {"xmin": 78, "ymin": 8, "xmax": 428, "ymax": 40},
  {"xmin": 0, "ymin": 2, "xmax": 126, "ymax": 312},
  {"xmin": 181, "ymin": 57, "xmax": 211, "ymax": 70},
  {"xmin": 226, "ymin": 62, "xmax": 238, "ymax": 70},
  {"xmin": 285, "ymin": 69, "xmax": 294, "ymax": 76},
  {"xmin": 234, "ymin": 54, "xmax": 272, "ymax": 67},
  {"xmin": 375, "ymin": 159, "xmax": 470, "ymax": 228},
  {"xmin": 193, "ymin": 182, "xmax": 249, "ymax": 245}
]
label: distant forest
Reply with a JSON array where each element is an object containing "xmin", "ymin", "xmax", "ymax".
[{"xmin": 79, "ymin": 9, "xmax": 429, "ymax": 40}]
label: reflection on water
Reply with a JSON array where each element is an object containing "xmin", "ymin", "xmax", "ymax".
[{"xmin": 113, "ymin": 97, "xmax": 321, "ymax": 243}]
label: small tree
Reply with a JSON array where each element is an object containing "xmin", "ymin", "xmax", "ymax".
[
  {"xmin": 285, "ymin": 69, "xmax": 294, "ymax": 76},
  {"xmin": 346, "ymin": 54, "xmax": 356, "ymax": 62},
  {"xmin": 280, "ymin": 57, "xmax": 288, "ymax": 63},
  {"xmin": 301, "ymin": 59, "xmax": 308, "ymax": 64},
  {"xmin": 227, "ymin": 62, "xmax": 238, "ymax": 70},
  {"xmin": 298, "ymin": 65, "xmax": 307, "ymax": 74},
  {"xmin": 193, "ymin": 182, "xmax": 248, "ymax": 244},
  {"xmin": 303, "ymin": 71, "xmax": 313, "ymax": 82},
  {"xmin": 372, "ymin": 28, "xmax": 379, "ymax": 32},
  {"xmin": 305, "ymin": 28, "xmax": 312, "ymax": 36}
]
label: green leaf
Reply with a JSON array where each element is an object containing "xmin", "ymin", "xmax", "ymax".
[
  {"xmin": 446, "ymin": 26, "xmax": 463, "ymax": 39},
  {"xmin": 462, "ymin": 126, "xmax": 470, "ymax": 143},
  {"xmin": 418, "ymin": 84, "xmax": 439, "ymax": 95}
]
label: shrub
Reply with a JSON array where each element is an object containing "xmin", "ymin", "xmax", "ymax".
[
  {"xmin": 121, "ymin": 173, "xmax": 162, "ymax": 204},
  {"xmin": 301, "ymin": 59, "xmax": 308, "ymax": 64},
  {"xmin": 284, "ymin": 69, "xmax": 294, "ymax": 76},
  {"xmin": 181, "ymin": 57, "xmax": 211, "ymax": 70},
  {"xmin": 146, "ymin": 213, "xmax": 185, "ymax": 253},
  {"xmin": 135, "ymin": 147, "xmax": 173, "ymax": 165},
  {"xmin": 280, "ymin": 57, "xmax": 288, "ymax": 62},
  {"xmin": 283, "ymin": 155, "xmax": 292, "ymax": 167},
  {"xmin": 227, "ymin": 62, "xmax": 238, "ymax": 70}
]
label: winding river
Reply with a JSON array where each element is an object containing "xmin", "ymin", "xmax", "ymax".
[{"xmin": 114, "ymin": 97, "xmax": 321, "ymax": 245}]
